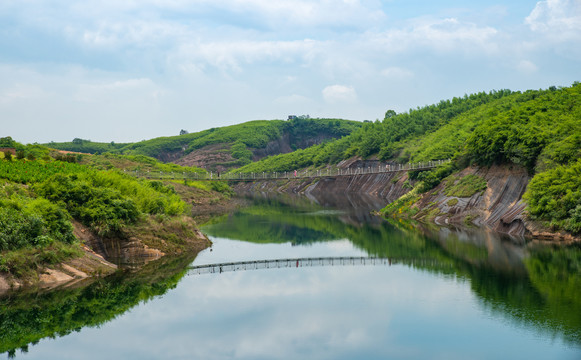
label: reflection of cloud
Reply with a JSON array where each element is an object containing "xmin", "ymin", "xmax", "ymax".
[
  {"xmin": 92, "ymin": 264, "xmax": 476, "ymax": 360},
  {"xmin": 525, "ymin": 0, "xmax": 581, "ymax": 41},
  {"xmin": 322, "ymin": 85, "xmax": 357, "ymax": 104}
]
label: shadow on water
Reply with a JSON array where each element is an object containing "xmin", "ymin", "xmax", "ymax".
[{"xmin": 1, "ymin": 192, "xmax": 580, "ymax": 357}]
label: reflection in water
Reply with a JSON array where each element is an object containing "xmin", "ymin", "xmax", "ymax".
[
  {"xmin": 1, "ymin": 192, "xmax": 580, "ymax": 359},
  {"xmin": 0, "ymin": 252, "xmax": 199, "ymax": 358},
  {"xmin": 187, "ymin": 257, "xmax": 452, "ymax": 275},
  {"xmin": 204, "ymin": 193, "xmax": 581, "ymax": 347}
]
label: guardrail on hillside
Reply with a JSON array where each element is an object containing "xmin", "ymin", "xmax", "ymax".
[{"xmin": 129, "ymin": 159, "xmax": 451, "ymax": 181}]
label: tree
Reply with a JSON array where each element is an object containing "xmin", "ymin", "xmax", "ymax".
[
  {"xmin": 180, "ymin": 129, "xmax": 189, "ymax": 135},
  {"xmin": 0, "ymin": 136, "xmax": 16, "ymax": 147},
  {"xmin": 384, "ymin": 109, "xmax": 397, "ymax": 120}
]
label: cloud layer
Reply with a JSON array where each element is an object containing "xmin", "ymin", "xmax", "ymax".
[{"xmin": 0, "ymin": 0, "xmax": 580, "ymax": 143}]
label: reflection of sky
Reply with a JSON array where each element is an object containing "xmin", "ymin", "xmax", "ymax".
[
  {"xmin": 193, "ymin": 237, "xmax": 366, "ymax": 265},
  {"xmin": 12, "ymin": 238, "xmax": 581, "ymax": 360}
]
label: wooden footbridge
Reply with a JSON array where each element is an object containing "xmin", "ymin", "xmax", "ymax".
[
  {"xmin": 134, "ymin": 159, "xmax": 451, "ymax": 182},
  {"xmin": 187, "ymin": 256, "xmax": 450, "ymax": 276}
]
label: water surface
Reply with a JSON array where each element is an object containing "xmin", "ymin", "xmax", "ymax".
[{"xmin": 1, "ymin": 194, "xmax": 580, "ymax": 359}]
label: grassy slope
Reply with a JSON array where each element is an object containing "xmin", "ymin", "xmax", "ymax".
[
  {"xmin": 45, "ymin": 118, "xmax": 362, "ymax": 161},
  {"xmin": 234, "ymin": 90, "xmax": 515, "ymax": 173},
  {"xmin": 0, "ymin": 145, "xmax": 228, "ymax": 283}
]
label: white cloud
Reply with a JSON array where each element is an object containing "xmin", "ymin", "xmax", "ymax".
[
  {"xmin": 380, "ymin": 67, "xmax": 414, "ymax": 80},
  {"xmin": 273, "ymin": 94, "xmax": 312, "ymax": 105},
  {"xmin": 74, "ymin": 78, "xmax": 158, "ymax": 103},
  {"xmin": 516, "ymin": 60, "xmax": 538, "ymax": 74},
  {"xmin": 368, "ymin": 17, "xmax": 499, "ymax": 55},
  {"xmin": 322, "ymin": 85, "xmax": 357, "ymax": 104},
  {"xmin": 207, "ymin": 0, "xmax": 387, "ymax": 30},
  {"xmin": 525, "ymin": 0, "xmax": 581, "ymax": 41},
  {"xmin": 77, "ymin": 21, "xmax": 189, "ymax": 49},
  {"xmin": 1, "ymin": 1, "xmax": 579, "ymax": 144},
  {"xmin": 0, "ymin": 83, "xmax": 44, "ymax": 105},
  {"xmin": 171, "ymin": 38, "xmax": 320, "ymax": 75}
]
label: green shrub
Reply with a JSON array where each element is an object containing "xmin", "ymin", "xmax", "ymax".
[
  {"xmin": 34, "ymin": 171, "xmax": 186, "ymax": 236},
  {"xmin": 524, "ymin": 159, "xmax": 581, "ymax": 234},
  {"xmin": 0, "ymin": 186, "xmax": 76, "ymax": 250}
]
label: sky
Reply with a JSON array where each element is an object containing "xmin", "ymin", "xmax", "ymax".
[{"xmin": 1, "ymin": 0, "xmax": 580, "ymax": 144}]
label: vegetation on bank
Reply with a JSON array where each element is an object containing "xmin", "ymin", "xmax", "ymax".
[
  {"xmin": 523, "ymin": 159, "xmax": 581, "ymax": 234},
  {"xmin": 386, "ymin": 83, "xmax": 581, "ymax": 234},
  {"xmin": 0, "ymin": 139, "xmax": 226, "ymax": 281}
]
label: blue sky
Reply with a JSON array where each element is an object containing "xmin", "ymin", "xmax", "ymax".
[{"xmin": 1, "ymin": 0, "xmax": 580, "ymax": 144}]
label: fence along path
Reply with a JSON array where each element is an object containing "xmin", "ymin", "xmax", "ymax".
[
  {"xmin": 132, "ymin": 159, "xmax": 452, "ymax": 181},
  {"xmin": 187, "ymin": 256, "xmax": 451, "ymax": 276}
]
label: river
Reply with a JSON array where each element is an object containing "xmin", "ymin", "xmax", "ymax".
[{"xmin": 1, "ymin": 193, "xmax": 580, "ymax": 359}]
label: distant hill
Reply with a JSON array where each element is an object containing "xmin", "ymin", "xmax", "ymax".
[{"xmin": 47, "ymin": 118, "xmax": 362, "ymax": 172}]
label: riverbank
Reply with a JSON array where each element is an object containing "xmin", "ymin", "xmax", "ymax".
[
  {"xmin": 232, "ymin": 163, "xmax": 580, "ymax": 243},
  {"xmin": 0, "ymin": 180, "xmax": 238, "ymax": 295}
]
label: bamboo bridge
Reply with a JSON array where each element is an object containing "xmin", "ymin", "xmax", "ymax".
[{"xmin": 133, "ymin": 159, "xmax": 451, "ymax": 182}]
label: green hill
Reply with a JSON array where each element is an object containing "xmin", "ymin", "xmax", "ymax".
[
  {"xmin": 46, "ymin": 118, "xmax": 362, "ymax": 172},
  {"xmin": 235, "ymin": 82, "xmax": 581, "ymax": 235}
]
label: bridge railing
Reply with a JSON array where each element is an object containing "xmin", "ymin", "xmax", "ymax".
[{"xmin": 128, "ymin": 159, "xmax": 451, "ymax": 181}]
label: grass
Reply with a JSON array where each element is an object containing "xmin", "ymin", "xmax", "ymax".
[
  {"xmin": 0, "ymin": 243, "xmax": 84, "ymax": 280},
  {"xmin": 444, "ymin": 174, "xmax": 487, "ymax": 198},
  {"xmin": 447, "ymin": 198, "xmax": 459, "ymax": 206},
  {"xmin": 380, "ymin": 185, "xmax": 422, "ymax": 218}
]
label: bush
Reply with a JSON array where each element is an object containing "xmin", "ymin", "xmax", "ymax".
[
  {"xmin": 524, "ymin": 159, "xmax": 581, "ymax": 234},
  {"xmin": 0, "ymin": 185, "xmax": 76, "ymax": 251},
  {"xmin": 34, "ymin": 171, "xmax": 186, "ymax": 235}
]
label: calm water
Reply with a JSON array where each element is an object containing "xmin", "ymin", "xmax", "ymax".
[{"xmin": 1, "ymin": 193, "xmax": 580, "ymax": 359}]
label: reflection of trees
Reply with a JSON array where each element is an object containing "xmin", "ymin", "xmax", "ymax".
[
  {"xmin": 524, "ymin": 245, "xmax": 581, "ymax": 344},
  {"xmin": 0, "ymin": 252, "xmax": 199, "ymax": 358},
  {"xmin": 204, "ymin": 195, "xmax": 581, "ymax": 346}
]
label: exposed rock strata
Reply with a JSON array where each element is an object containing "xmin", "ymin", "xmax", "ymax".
[
  {"xmin": 234, "ymin": 169, "xmax": 410, "ymax": 207},
  {"xmin": 415, "ymin": 165, "xmax": 530, "ymax": 237},
  {"xmin": 233, "ymin": 163, "xmax": 578, "ymax": 242}
]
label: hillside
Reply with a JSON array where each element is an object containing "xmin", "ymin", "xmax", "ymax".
[
  {"xmin": 235, "ymin": 82, "xmax": 581, "ymax": 238},
  {"xmin": 47, "ymin": 118, "xmax": 362, "ymax": 172},
  {"xmin": 0, "ymin": 140, "xmax": 233, "ymax": 291}
]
